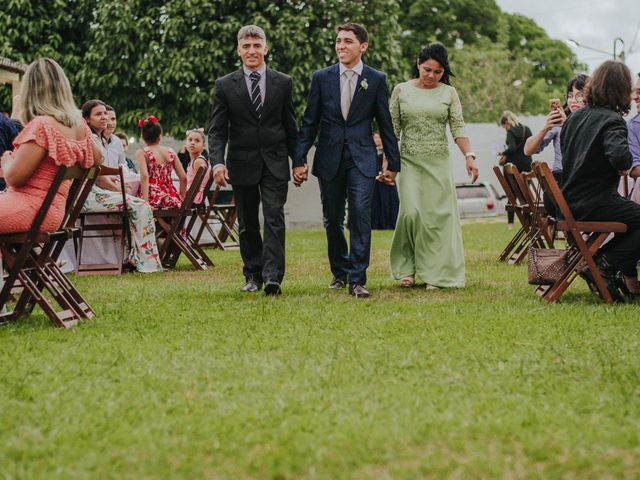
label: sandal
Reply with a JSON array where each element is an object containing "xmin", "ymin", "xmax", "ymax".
[
  {"xmin": 399, "ymin": 276, "xmax": 415, "ymax": 287},
  {"xmin": 425, "ymin": 284, "xmax": 439, "ymax": 290}
]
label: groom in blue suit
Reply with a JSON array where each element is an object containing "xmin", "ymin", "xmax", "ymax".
[{"xmin": 293, "ymin": 22, "xmax": 401, "ymax": 298}]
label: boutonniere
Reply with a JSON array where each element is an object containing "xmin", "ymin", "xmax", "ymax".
[{"xmin": 359, "ymin": 79, "xmax": 368, "ymax": 92}]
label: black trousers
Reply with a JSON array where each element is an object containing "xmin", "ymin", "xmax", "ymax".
[
  {"xmin": 585, "ymin": 194, "xmax": 640, "ymax": 277},
  {"xmin": 232, "ymin": 163, "xmax": 288, "ymax": 284}
]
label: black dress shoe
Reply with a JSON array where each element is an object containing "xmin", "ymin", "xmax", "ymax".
[
  {"xmin": 264, "ymin": 282, "xmax": 282, "ymax": 296},
  {"xmin": 580, "ymin": 256, "xmax": 624, "ymax": 303},
  {"xmin": 349, "ymin": 283, "xmax": 370, "ymax": 298},
  {"xmin": 240, "ymin": 279, "xmax": 262, "ymax": 293},
  {"xmin": 328, "ymin": 277, "xmax": 347, "ymax": 289}
]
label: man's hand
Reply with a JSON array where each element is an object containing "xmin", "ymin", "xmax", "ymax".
[
  {"xmin": 292, "ymin": 165, "xmax": 308, "ymax": 187},
  {"xmin": 213, "ymin": 166, "xmax": 230, "ymax": 187},
  {"xmin": 377, "ymin": 170, "xmax": 397, "ymax": 185}
]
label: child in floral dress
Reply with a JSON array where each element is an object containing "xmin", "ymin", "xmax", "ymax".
[{"xmin": 136, "ymin": 116, "xmax": 187, "ymax": 209}]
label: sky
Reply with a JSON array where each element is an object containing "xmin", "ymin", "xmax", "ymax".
[{"xmin": 496, "ymin": 0, "xmax": 640, "ymax": 74}]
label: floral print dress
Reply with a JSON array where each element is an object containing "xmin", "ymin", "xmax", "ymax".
[
  {"xmin": 140, "ymin": 147, "xmax": 182, "ymax": 209},
  {"xmin": 83, "ymin": 144, "xmax": 162, "ymax": 273}
]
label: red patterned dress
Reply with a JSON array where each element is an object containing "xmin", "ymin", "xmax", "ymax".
[{"xmin": 139, "ymin": 147, "xmax": 182, "ymax": 209}]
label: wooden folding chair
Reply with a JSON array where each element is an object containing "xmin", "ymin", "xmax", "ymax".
[
  {"xmin": 531, "ymin": 161, "xmax": 627, "ymax": 304},
  {"xmin": 76, "ymin": 165, "xmax": 132, "ymax": 275},
  {"xmin": 154, "ymin": 165, "xmax": 209, "ymax": 270},
  {"xmin": 184, "ymin": 173, "xmax": 215, "ymax": 266},
  {"xmin": 192, "ymin": 185, "xmax": 240, "ymax": 250},
  {"xmin": 493, "ymin": 165, "xmax": 528, "ymax": 262},
  {"xmin": 0, "ymin": 163, "xmax": 98, "ymax": 327},
  {"xmin": 499, "ymin": 164, "xmax": 547, "ymax": 264}
]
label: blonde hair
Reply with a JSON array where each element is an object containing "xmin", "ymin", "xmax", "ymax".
[
  {"xmin": 500, "ymin": 110, "xmax": 521, "ymax": 127},
  {"xmin": 19, "ymin": 58, "xmax": 82, "ymax": 128}
]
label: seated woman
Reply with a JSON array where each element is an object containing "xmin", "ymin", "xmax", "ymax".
[
  {"xmin": 561, "ymin": 60, "xmax": 638, "ymax": 299},
  {"xmin": 0, "ymin": 58, "xmax": 96, "ymax": 234},
  {"xmin": 80, "ymin": 100, "xmax": 162, "ymax": 273},
  {"xmin": 183, "ymin": 128, "xmax": 211, "ymax": 207},
  {"xmin": 136, "ymin": 116, "xmax": 187, "ymax": 209}
]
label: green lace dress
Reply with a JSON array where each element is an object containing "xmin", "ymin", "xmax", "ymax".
[{"xmin": 389, "ymin": 82, "xmax": 468, "ymax": 287}]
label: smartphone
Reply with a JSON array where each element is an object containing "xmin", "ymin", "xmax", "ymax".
[{"xmin": 549, "ymin": 98, "xmax": 562, "ymax": 112}]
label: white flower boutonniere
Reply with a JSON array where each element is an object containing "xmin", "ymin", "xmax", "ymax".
[{"xmin": 360, "ymin": 79, "xmax": 368, "ymax": 91}]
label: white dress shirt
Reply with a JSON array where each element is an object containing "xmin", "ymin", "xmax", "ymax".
[{"xmin": 104, "ymin": 134, "xmax": 126, "ymax": 168}]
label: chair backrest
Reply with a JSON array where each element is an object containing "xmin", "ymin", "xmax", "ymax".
[
  {"xmin": 531, "ymin": 161, "xmax": 576, "ymax": 227},
  {"xmin": 181, "ymin": 166, "xmax": 207, "ymax": 213},
  {"xmin": 199, "ymin": 171, "xmax": 214, "ymax": 207},
  {"xmin": 62, "ymin": 164, "xmax": 100, "ymax": 231},
  {"xmin": 493, "ymin": 165, "xmax": 517, "ymax": 211},
  {"xmin": 504, "ymin": 164, "xmax": 531, "ymax": 208},
  {"xmin": 97, "ymin": 164, "xmax": 130, "ymax": 216}
]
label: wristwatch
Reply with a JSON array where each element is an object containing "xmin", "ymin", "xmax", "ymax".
[{"xmin": 464, "ymin": 152, "xmax": 476, "ymax": 159}]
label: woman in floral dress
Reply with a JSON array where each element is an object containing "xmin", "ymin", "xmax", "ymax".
[{"xmin": 80, "ymin": 100, "xmax": 162, "ymax": 273}]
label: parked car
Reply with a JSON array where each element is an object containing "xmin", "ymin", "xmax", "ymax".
[{"xmin": 456, "ymin": 182, "xmax": 506, "ymax": 218}]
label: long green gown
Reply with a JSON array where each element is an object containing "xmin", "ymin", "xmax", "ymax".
[{"xmin": 389, "ymin": 81, "xmax": 468, "ymax": 287}]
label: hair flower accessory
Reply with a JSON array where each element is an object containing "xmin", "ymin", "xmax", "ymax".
[
  {"xmin": 138, "ymin": 115, "xmax": 159, "ymax": 128},
  {"xmin": 360, "ymin": 79, "xmax": 368, "ymax": 91}
]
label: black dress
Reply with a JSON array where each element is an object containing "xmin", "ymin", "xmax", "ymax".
[
  {"xmin": 561, "ymin": 105, "xmax": 638, "ymax": 276},
  {"xmin": 371, "ymin": 150, "xmax": 399, "ymax": 230}
]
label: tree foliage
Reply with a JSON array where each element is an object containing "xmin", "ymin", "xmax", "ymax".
[
  {"xmin": 0, "ymin": 0, "xmax": 582, "ymax": 128},
  {"xmin": 450, "ymin": 40, "xmax": 530, "ymax": 123}
]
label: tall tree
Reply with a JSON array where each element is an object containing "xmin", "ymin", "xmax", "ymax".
[
  {"xmin": 0, "ymin": 0, "xmax": 96, "ymax": 111},
  {"xmin": 450, "ymin": 39, "xmax": 530, "ymax": 123},
  {"xmin": 75, "ymin": 0, "xmax": 404, "ymax": 135}
]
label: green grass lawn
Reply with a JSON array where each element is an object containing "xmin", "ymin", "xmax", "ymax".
[{"xmin": 1, "ymin": 222, "xmax": 639, "ymax": 479}]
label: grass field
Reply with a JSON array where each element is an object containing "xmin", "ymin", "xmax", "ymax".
[{"xmin": 1, "ymin": 222, "xmax": 639, "ymax": 479}]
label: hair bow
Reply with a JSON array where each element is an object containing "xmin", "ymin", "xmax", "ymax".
[
  {"xmin": 138, "ymin": 115, "xmax": 159, "ymax": 128},
  {"xmin": 186, "ymin": 127, "xmax": 204, "ymax": 135}
]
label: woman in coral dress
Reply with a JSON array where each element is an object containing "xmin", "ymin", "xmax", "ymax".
[
  {"xmin": 0, "ymin": 58, "xmax": 96, "ymax": 234},
  {"xmin": 136, "ymin": 116, "xmax": 187, "ymax": 208}
]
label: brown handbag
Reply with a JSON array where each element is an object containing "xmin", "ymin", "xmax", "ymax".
[{"xmin": 527, "ymin": 248, "xmax": 569, "ymax": 285}]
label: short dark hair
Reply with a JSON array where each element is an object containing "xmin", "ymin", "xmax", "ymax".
[
  {"xmin": 140, "ymin": 118, "xmax": 162, "ymax": 144},
  {"xmin": 584, "ymin": 60, "xmax": 632, "ymax": 115},
  {"xmin": 105, "ymin": 104, "xmax": 115, "ymax": 113},
  {"xmin": 413, "ymin": 42, "xmax": 454, "ymax": 85},
  {"xmin": 566, "ymin": 73, "xmax": 589, "ymax": 96},
  {"xmin": 336, "ymin": 23, "xmax": 368, "ymax": 44}
]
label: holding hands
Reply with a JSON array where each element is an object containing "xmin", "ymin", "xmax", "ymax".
[
  {"xmin": 292, "ymin": 164, "xmax": 308, "ymax": 187},
  {"xmin": 213, "ymin": 166, "xmax": 230, "ymax": 187},
  {"xmin": 376, "ymin": 169, "xmax": 397, "ymax": 185}
]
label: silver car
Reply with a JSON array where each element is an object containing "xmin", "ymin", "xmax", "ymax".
[{"xmin": 456, "ymin": 182, "xmax": 506, "ymax": 218}]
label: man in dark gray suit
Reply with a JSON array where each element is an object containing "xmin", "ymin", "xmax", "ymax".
[{"xmin": 208, "ymin": 25, "xmax": 298, "ymax": 295}]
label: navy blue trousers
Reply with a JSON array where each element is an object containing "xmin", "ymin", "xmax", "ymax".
[{"xmin": 318, "ymin": 148, "xmax": 376, "ymax": 285}]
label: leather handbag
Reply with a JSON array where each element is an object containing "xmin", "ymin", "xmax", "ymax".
[{"xmin": 527, "ymin": 248, "xmax": 569, "ymax": 285}]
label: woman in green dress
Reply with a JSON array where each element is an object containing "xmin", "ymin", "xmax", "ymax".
[{"xmin": 389, "ymin": 43, "xmax": 478, "ymax": 288}]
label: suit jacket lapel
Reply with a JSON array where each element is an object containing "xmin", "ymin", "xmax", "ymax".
[
  {"xmin": 262, "ymin": 68, "xmax": 278, "ymax": 119},
  {"xmin": 234, "ymin": 68, "xmax": 258, "ymax": 120},
  {"xmin": 329, "ymin": 64, "xmax": 342, "ymax": 119}
]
